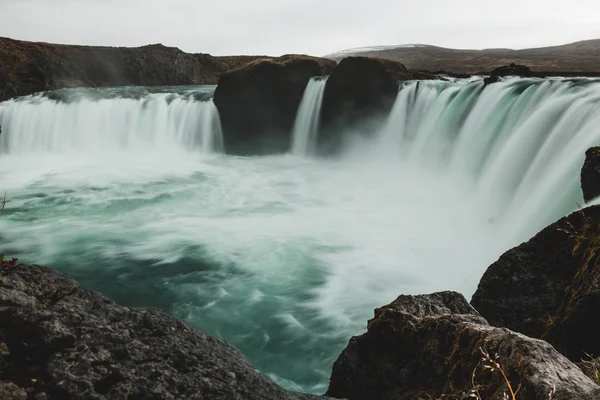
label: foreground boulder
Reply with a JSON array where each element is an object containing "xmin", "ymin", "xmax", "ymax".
[
  {"xmin": 327, "ymin": 291, "xmax": 600, "ymax": 400},
  {"xmin": 0, "ymin": 265, "xmax": 325, "ymax": 400},
  {"xmin": 471, "ymin": 204, "xmax": 600, "ymax": 361},
  {"xmin": 581, "ymin": 147, "xmax": 600, "ymax": 202},
  {"xmin": 213, "ymin": 55, "xmax": 336, "ymax": 155},
  {"xmin": 318, "ymin": 57, "xmax": 411, "ymax": 154}
]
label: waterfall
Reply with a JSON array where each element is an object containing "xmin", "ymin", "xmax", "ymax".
[
  {"xmin": 0, "ymin": 87, "xmax": 223, "ymax": 154},
  {"xmin": 4, "ymin": 76, "xmax": 600, "ymax": 395},
  {"xmin": 291, "ymin": 77, "xmax": 328, "ymax": 156},
  {"xmin": 377, "ymin": 77, "xmax": 600, "ymax": 238}
]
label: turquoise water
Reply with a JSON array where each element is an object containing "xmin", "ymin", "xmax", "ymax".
[
  {"xmin": 0, "ymin": 152, "xmax": 504, "ymax": 393},
  {"xmin": 1, "ymin": 78, "xmax": 600, "ymax": 393}
]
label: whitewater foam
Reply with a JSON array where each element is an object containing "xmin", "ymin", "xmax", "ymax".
[{"xmin": 0, "ymin": 86, "xmax": 223, "ymax": 154}]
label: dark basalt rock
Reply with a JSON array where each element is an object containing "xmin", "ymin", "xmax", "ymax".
[
  {"xmin": 327, "ymin": 291, "xmax": 600, "ymax": 400},
  {"xmin": 318, "ymin": 57, "xmax": 408, "ymax": 154},
  {"xmin": 483, "ymin": 63, "xmax": 536, "ymax": 84},
  {"xmin": 581, "ymin": 147, "xmax": 600, "ymax": 202},
  {"xmin": 471, "ymin": 205, "xmax": 600, "ymax": 362},
  {"xmin": 0, "ymin": 382, "xmax": 26, "ymax": 400},
  {"xmin": 0, "ymin": 264, "xmax": 326, "ymax": 400},
  {"xmin": 213, "ymin": 55, "xmax": 336, "ymax": 155}
]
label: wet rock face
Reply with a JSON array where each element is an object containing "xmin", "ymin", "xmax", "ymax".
[
  {"xmin": 581, "ymin": 147, "xmax": 600, "ymax": 202},
  {"xmin": 317, "ymin": 57, "xmax": 403, "ymax": 154},
  {"xmin": 213, "ymin": 55, "xmax": 336, "ymax": 155},
  {"xmin": 0, "ymin": 265, "xmax": 325, "ymax": 400},
  {"xmin": 317, "ymin": 56, "xmax": 436, "ymax": 155},
  {"xmin": 326, "ymin": 291, "xmax": 600, "ymax": 400},
  {"xmin": 471, "ymin": 205, "xmax": 600, "ymax": 362}
]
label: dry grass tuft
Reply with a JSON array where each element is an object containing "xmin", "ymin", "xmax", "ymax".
[
  {"xmin": 421, "ymin": 346, "xmax": 559, "ymax": 400},
  {"xmin": 468, "ymin": 347, "xmax": 519, "ymax": 400},
  {"xmin": 580, "ymin": 354, "xmax": 600, "ymax": 386}
]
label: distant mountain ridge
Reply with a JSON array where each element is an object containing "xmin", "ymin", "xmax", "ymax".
[
  {"xmin": 0, "ymin": 37, "xmax": 268, "ymax": 101},
  {"xmin": 326, "ymin": 39, "xmax": 600, "ymax": 74}
]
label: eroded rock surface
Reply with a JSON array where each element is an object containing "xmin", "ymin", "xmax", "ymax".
[
  {"xmin": 471, "ymin": 205, "xmax": 600, "ymax": 361},
  {"xmin": 327, "ymin": 291, "xmax": 600, "ymax": 400},
  {"xmin": 0, "ymin": 264, "xmax": 326, "ymax": 400}
]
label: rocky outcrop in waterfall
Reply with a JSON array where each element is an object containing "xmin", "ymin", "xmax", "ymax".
[
  {"xmin": 0, "ymin": 265, "xmax": 326, "ymax": 400},
  {"xmin": 326, "ymin": 291, "xmax": 600, "ymax": 400},
  {"xmin": 318, "ymin": 57, "xmax": 434, "ymax": 154},
  {"xmin": 213, "ymin": 55, "xmax": 336, "ymax": 155},
  {"xmin": 581, "ymin": 147, "xmax": 600, "ymax": 202},
  {"xmin": 471, "ymin": 204, "xmax": 600, "ymax": 362},
  {"xmin": 483, "ymin": 63, "xmax": 535, "ymax": 84},
  {"xmin": 0, "ymin": 37, "xmax": 267, "ymax": 102},
  {"xmin": 213, "ymin": 55, "xmax": 442, "ymax": 156}
]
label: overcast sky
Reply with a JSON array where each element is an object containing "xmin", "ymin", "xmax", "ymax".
[{"xmin": 1, "ymin": 0, "xmax": 600, "ymax": 56}]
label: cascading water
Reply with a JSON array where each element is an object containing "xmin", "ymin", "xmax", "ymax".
[
  {"xmin": 375, "ymin": 77, "xmax": 600, "ymax": 240},
  {"xmin": 0, "ymin": 86, "xmax": 223, "ymax": 154},
  {"xmin": 291, "ymin": 77, "xmax": 328, "ymax": 156},
  {"xmin": 1, "ymin": 77, "xmax": 600, "ymax": 394}
]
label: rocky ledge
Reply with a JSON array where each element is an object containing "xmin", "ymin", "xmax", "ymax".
[
  {"xmin": 327, "ymin": 292, "xmax": 600, "ymax": 400},
  {"xmin": 3, "ymin": 264, "xmax": 600, "ymax": 399},
  {"xmin": 0, "ymin": 265, "xmax": 326, "ymax": 400},
  {"xmin": 471, "ymin": 204, "xmax": 600, "ymax": 362}
]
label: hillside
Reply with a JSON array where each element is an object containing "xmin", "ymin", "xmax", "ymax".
[
  {"xmin": 0, "ymin": 37, "xmax": 268, "ymax": 101},
  {"xmin": 326, "ymin": 39, "xmax": 600, "ymax": 74}
]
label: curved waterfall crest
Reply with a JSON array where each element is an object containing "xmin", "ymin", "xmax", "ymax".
[
  {"xmin": 376, "ymin": 77, "xmax": 600, "ymax": 233},
  {"xmin": 0, "ymin": 87, "xmax": 223, "ymax": 154}
]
